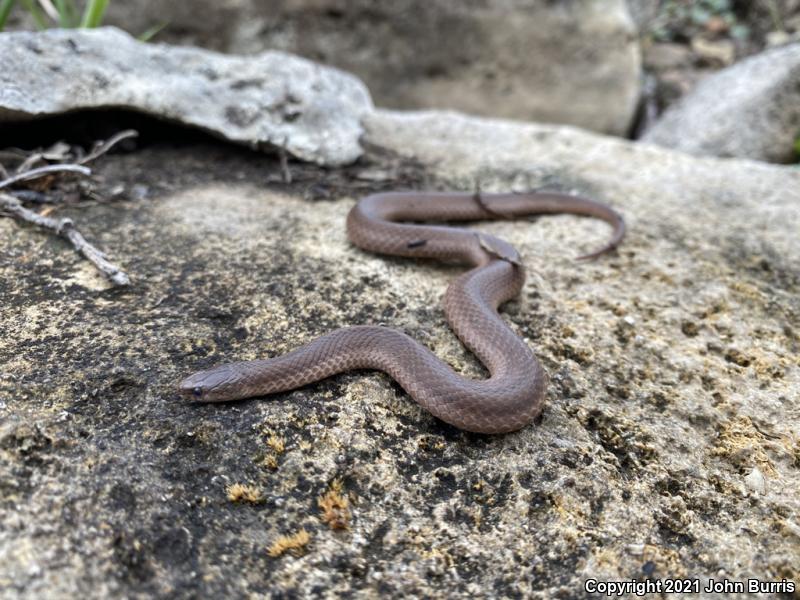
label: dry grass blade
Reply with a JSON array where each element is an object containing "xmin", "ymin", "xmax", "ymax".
[{"xmin": 0, "ymin": 164, "xmax": 91, "ymax": 190}]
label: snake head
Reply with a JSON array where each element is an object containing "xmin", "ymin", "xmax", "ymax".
[
  {"xmin": 477, "ymin": 233, "xmax": 522, "ymax": 266},
  {"xmin": 178, "ymin": 366, "xmax": 239, "ymax": 402}
]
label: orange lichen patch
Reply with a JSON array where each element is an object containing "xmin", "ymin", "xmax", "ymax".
[
  {"xmin": 729, "ymin": 280, "xmax": 764, "ymax": 302},
  {"xmin": 225, "ymin": 483, "xmax": 262, "ymax": 504},
  {"xmin": 318, "ymin": 479, "xmax": 350, "ymax": 530},
  {"xmin": 642, "ymin": 544, "xmax": 686, "ymax": 578},
  {"xmin": 711, "ymin": 416, "xmax": 777, "ymax": 476},
  {"xmin": 591, "ymin": 547, "xmax": 620, "ymax": 570},
  {"xmin": 551, "ymin": 494, "xmax": 580, "ymax": 522},
  {"xmin": 598, "ymin": 543, "xmax": 686, "ymax": 580},
  {"xmin": 267, "ymin": 529, "xmax": 310, "ymax": 558},
  {"xmin": 723, "ymin": 348, "xmax": 752, "ymax": 367},
  {"xmin": 261, "ymin": 455, "xmax": 279, "ymax": 470},
  {"xmin": 416, "ymin": 435, "xmax": 446, "ymax": 452},
  {"xmin": 420, "ymin": 546, "xmax": 454, "ymax": 568},
  {"xmin": 266, "ymin": 435, "xmax": 286, "ymax": 454},
  {"xmin": 257, "ymin": 433, "xmax": 287, "ymax": 470},
  {"xmin": 468, "ymin": 506, "xmax": 483, "ymax": 528}
]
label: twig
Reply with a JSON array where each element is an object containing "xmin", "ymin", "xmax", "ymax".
[
  {"xmin": 0, "ymin": 164, "xmax": 91, "ymax": 190},
  {"xmin": 0, "ymin": 192, "xmax": 130, "ymax": 286},
  {"xmin": 79, "ymin": 130, "xmax": 138, "ymax": 165},
  {"xmin": 14, "ymin": 141, "xmax": 70, "ymax": 174},
  {"xmin": 0, "ymin": 149, "xmax": 30, "ymax": 163},
  {"xmin": 279, "ymin": 138, "xmax": 292, "ymax": 184},
  {"xmin": 16, "ymin": 152, "xmax": 47, "ymax": 174},
  {"xmin": 8, "ymin": 190, "xmax": 52, "ymax": 203}
]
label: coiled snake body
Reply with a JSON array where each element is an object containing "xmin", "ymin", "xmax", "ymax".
[{"xmin": 179, "ymin": 191, "xmax": 624, "ymax": 434}]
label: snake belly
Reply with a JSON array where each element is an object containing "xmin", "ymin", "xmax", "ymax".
[{"xmin": 178, "ymin": 191, "xmax": 625, "ymax": 434}]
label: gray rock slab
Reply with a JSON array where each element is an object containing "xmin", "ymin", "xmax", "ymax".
[
  {"xmin": 53, "ymin": 0, "xmax": 642, "ymax": 136},
  {"xmin": 0, "ymin": 27, "xmax": 373, "ymax": 166},
  {"xmin": 1, "ymin": 112, "xmax": 799, "ymax": 596},
  {"xmin": 231, "ymin": 0, "xmax": 642, "ymax": 136},
  {"xmin": 642, "ymin": 43, "xmax": 800, "ymax": 163}
]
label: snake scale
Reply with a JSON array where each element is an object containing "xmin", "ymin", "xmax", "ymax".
[{"xmin": 179, "ymin": 191, "xmax": 625, "ymax": 434}]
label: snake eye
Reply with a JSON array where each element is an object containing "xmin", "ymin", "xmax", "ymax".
[{"xmin": 192, "ymin": 387, "xmax": 203, "ymax": 398}]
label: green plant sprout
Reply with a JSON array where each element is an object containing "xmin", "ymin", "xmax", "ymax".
[
  {"xmin": 0, "ymin": 0, "xmax": 165, "ymax": 39},
  {"xmin": 0, "ymin": 0, "xmax": 109, "ymax": 31}
]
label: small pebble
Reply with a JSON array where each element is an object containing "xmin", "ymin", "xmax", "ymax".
[{"xmin": 744, "ymin": 467, "xmax": 766, "ymax": 495}]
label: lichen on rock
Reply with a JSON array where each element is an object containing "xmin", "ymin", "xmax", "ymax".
[{"xmin": 1, "ymin": 103, "xmax": 799, "ymax": 598}]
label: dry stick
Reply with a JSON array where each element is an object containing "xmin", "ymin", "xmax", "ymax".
[
  {"xmin": 10, "ymin": 129, "xmax": 136, "ymax": 175},
  {"xmin": 16, "ymin": 152, "xmax": 47, "ymax": 174},
  {"xmin": 15, "ymin": 142, "xmax": 71, "ymax": 173},
  {"xmin": 0, "ymin": 132, "xmax": 138, "ymax": 284},
  {"xmin": 8, "ymin": 190, "xmax": 50, "ymax": 204},
  {"xmin": 79, "ymin": 130, "xmax": 138, "ymax": 165},
  {"xmin": 14, "ymin": 141, "xmax": 70, "ymax": 174},
  {"xmin": 1, "ymin": 130, "xmax": 138, "ymax": 198},
  {"xmin": 0, "ymin": 192, "xmax": 130, "ymax": 286},
  {"xmin": 0, "ymin": 150, "xmax": 28, "ymax": 162},
  {"xmin": 0, "ymin": 164, "xmax": 92, "ymax": 190}
]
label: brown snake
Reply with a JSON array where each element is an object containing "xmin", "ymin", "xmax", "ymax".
[{"xmin": 179, "ymin": 191, "xmax": 625, "ymax": 434}]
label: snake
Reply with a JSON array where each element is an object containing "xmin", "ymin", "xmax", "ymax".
[{"xmin": 179, "ymin": 191, "xmax": 625, "ymax": 434}]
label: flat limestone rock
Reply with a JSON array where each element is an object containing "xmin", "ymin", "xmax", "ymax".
[
  {"xmin": 226, "ymin": 0, "xmax": 642, "ymax": 136},
  {"xmin": 1, "ymin": 111, "xmax": 799, "ymax": 596},
  {"xmin": 642, "ymin": 43, "xmax": 800, "ymax": 163},
  {"xmin": 39, "ymin": 0, "xmax": 641, "ymax": 136},
  {"xmin": 0, "ymin": 27, "xmax": 373, "ymax": 166}
]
